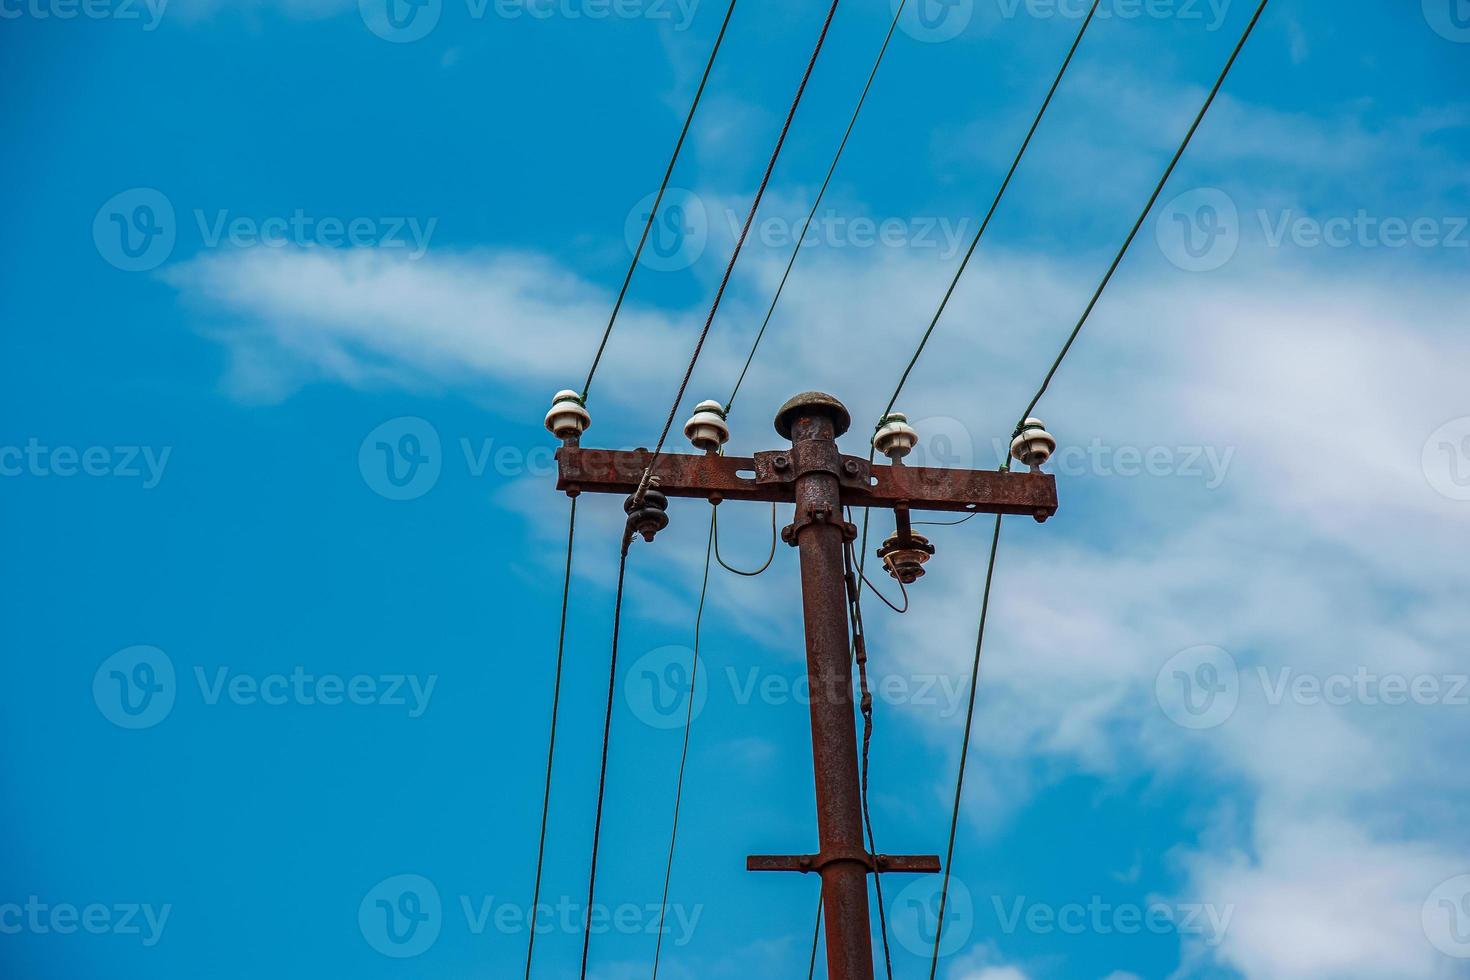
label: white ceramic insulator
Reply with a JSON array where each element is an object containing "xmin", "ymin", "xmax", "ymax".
[
  {"xmin": 683, "ymin": 399, "xmax": 730, "ymax": 452},
  {"xmin": 1010, "ymin": 418, "xmax": 1056, "ymax": 470},
  {"xmin": 873, "ymin": 412, "xmax": 919, "ymax": 461},
  {"xmin": 545, "ymin": 389, "xmax": 592, "ymax": 439}
]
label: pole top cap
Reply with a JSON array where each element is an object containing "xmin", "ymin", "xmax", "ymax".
[{"xmin": 774, "ymin": 392, "xmax": 851, "ymax": 440}]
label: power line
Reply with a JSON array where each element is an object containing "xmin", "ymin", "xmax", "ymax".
[
  {"xmin": 633, "ymin": 0, "xmax": 845, "ymax": 506},
  {"xmin": 579, "ymin": 528, "xmax": 636, "ymax": 980},
  {"xmin": 882, "ymin": 0, "xmax": 1102, "ymax": 420},
  {"xmin": 927, "ymin": 513, "xmax": 1003, "ymax": 980},
  {"xmin": 1015, "ymin": 0, "xmax": 1273, "ymax": 430},
  {"xmin": 807, "ymin": 889, "xmax": 824, "ymax": 980},
  {"xmin": 928, "ymin": 4, "xmax": 1274, "ymax": 973},
  {"xmin": 582, "ymin": 0, "xmax": 741, "ymax": 403},
  {"xmin": 725, "ymin": 0, "xmax": 912, "ymax": 415},
  {"xmin": 713, "ymin": 503, "xmax": 777, "ymax": 577},
  {"xmin": 842, "ymin": 534, "xmax": 896, "ymax": 980},
  {"xmin": 524, "ymin": 497, "xmax": 578, "ymax": 980},
  {"xmin": 534, "ymin": 13, "xmax": 740, "ymax": 976},
  {"xmin": 856, "ymin": 0, "xmax": 1099, "ymax": 594},
  {"xmin": 650, "ymin": 514, "xmax": 716, "ymax": 980}
]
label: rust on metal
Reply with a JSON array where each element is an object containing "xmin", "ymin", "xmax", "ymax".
[
  {"xmin": 747, "ymin": 853, "xmax": 941, "ymax": 874},
  {"xmin": 557, "ymin": 447, "xmax": 1058, "ymax": 520}
]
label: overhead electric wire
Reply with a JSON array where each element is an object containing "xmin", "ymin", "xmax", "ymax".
[
  {"xmin": 581, "ymin": 0, "xmax": 740, "ymax": 403},
  {"xmin": 1013, "ymin": 0, "xmax": 1274, "ymax": 430},
  {"xmin": 807, "ymin": 890, "xmax": 824, "ymax": 980},
  {"xmin": 632, "ymin": 0, "xmax": 844, "ymax": 506},
  {"xmin": 926, "ymin": 512, "xmax": 1004, "ymax": 980},
  {"xmin": 649, "ymin": 515, "xmax": 716, "ymax": 980},
  {"xmin": 856, "ymin": 0, "xmax": 1099, "ymax": 596},
  {"xmin": 928, "ymin": 5, "xmax": 1274, "ymax": 975},
  {"xmin": 881, "ymin": 0, "xmax": 1101, "ymax": 420},
  {"xmin": 725, "ymin": 0, "xmax": 912, "ymax": 414},
  {"xmin": 524, "ymin": 497, "xmax": 578, "ymax": 980},
  {"xmin": 579, "ymin": 528, "xmax": 636, "ymax": 980},
  {"xmin": 713, "ymin": 503, "xmax": 778, "ymax": 577},
  {"xmin": 532, "ymin": 12, "xmax": 739, "ymax": 977},
  {"xmin": 842, "ymin": 536, "xmax": 896, "ymax": 980}
]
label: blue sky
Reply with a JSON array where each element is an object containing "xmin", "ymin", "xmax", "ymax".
[{"xmin": 2, "ymin": 2, "xmax": 1469, "ymax": 979}]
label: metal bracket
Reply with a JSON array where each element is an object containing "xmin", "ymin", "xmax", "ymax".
[
  {"xmin": 755, "ymin": 447, "xmax": 871, "ymax": 493},
  {"xmin": 747, "ymin": 851, "xmax": 941, "ymax": 875},
  {"xmin": 780, "ymin": 505, "xmax": 858, "ymax": 548}
]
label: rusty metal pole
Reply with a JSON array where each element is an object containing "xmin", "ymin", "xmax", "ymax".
[{"xmin": 776, "ymin": 393, "xmax": 874, "ymax": 980}]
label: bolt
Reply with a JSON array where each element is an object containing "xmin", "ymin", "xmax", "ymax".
[
  {"xmin": 774, "ymin": 455, "xmax": 791, "ymax": 470},
  {"xmin": 843, "ymin": 460, "xmax": 861, "ymax": 475}
]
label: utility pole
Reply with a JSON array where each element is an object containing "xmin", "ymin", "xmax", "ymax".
[{"xmin": 551, "ymin": 392, "xmax": 1058, "ymax": 980}]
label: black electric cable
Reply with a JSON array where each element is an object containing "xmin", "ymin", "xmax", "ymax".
[
  {"xmin": 524, "ymin": 497, "xmax": 579, "ymax": 980},
  {"xmin": 929, "ymin": 7, "xmax": 1274, "ymax": 974},
  {"xmin": 927, "ymin": 513, "xmax": 1003, "ymax": 980},
  {"xmin": 842, "ymin": 537, "xmax": 896, "ymax": 980},
  {"xmin": 632, "ymin": 0, "xmax": 844, "ymax": 507},
  {"xmin": 807, "ymin": 888, "xmax": 824, "ymax": 980},
  {"xmin": 1012, "ymin": 0, "xmax": 1273, "ymax": 432},
  {"xmin": 882, "ymin": 0, "xmax": 1101, "ymax": 419},
  {"xmin": 725, "ymin": 0, "xmax": 912, "ymax": 414},
  {"xmin": 713, "ymin": 503, "xmax": 777, "ymax": 577},
  {"xmin": 649, "ymin": 514, "xmax": 716, "ymax": 979},
  {"xmin": 582, "ymin": 0, "xmax": 740, "ymax": 403},
  {"xmin": 579, "ymin": 527, "xmax": 636, "ymax": 980},
  {"xmin": 856, "ymin": 0, "xmax": 1099, "ymax": 596}
]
